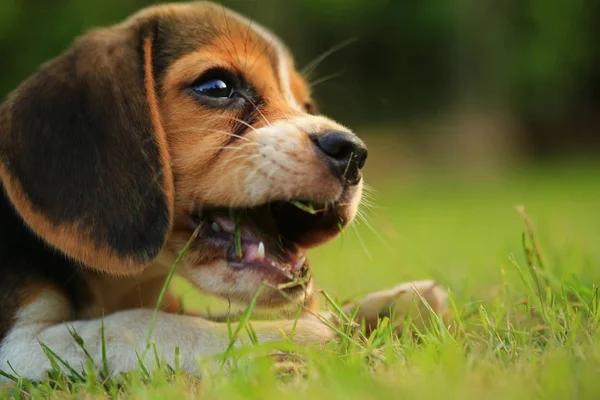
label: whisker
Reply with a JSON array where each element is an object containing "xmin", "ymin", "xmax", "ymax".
[
  {"xmin": 226, "ymin": 153, "xmax": 262, "ymax": 163},
  {"xmin": 212, "ymin": 115, "xmax": 263, "ymax": 135},
  {"xmin": 247, "ymin": 35, "xmax": 275, "ymax": 73},
  {"xmin": 351, "ymin": 223, "xmax": 372, "ymax": 260},
  {"xmin": 219, "ymin": 1, "xmax": 243, "ymax": 65},
  {"xmin": 359, "ymin": 197, "xmax": 381, "ymax": 210},
  {"xmin": 239, "ymin": 92, "xmax": 272, "ymax": 127},
  {"xmin": 170, "ymin": 127, "xmax": 253, "ymax": 143},
  {"xmin": 231, "ymin": 117, "xmax": 261, "ymax": 134},
  {"xmin": 359, "ymin": 194, "xmax": 376, "ymax": 204},
  {"xmin": 356, "ymin": 205, "xmax": 392, "ymax": 251},
  {"xmin": 213, "ymin": 23, "xmax": 240, "ymax": 68},
  {"xmin": 309, "ymin": 70, "xmax": 346, "ymax": 89},
  {"xmin": 243, "ymin": 0, "xmax": 260, "ymax": 69},
  {"xmin": 361, "ymin": 192, "xmax": 377, "ymax": 202},
  {"xmin": 203, "ymin": 146, "xmax": 249, "ymax": 152},
  {"xmin": 301, "ymin": 37, "xmax": 358, "ymax": 78},
  {"xmin": 362, "ymin": 183, "xmax": 378, "ymax": 194},
  {"xmin": 359, "ymin": 187, "xmax": 387, "ymax": 210}
]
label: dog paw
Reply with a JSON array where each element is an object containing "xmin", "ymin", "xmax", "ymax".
[{"xmin": 344, "ymin": 280, "xmax": 449, "ymax": 333}]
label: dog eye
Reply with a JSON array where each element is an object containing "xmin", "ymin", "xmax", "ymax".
[
  {"xmin": 192, "ymin": 78, "xmax": 234, "ymax": 98},
  {"xmin": 304, "ymin": 102, "xmax": 314, "ymax": 114}
]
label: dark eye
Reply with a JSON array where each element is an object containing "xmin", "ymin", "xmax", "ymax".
[
  {"xmin": 304, "ymin": 102, "xmax": 316, "ymax": 114},
  {"xmin": 192, "ymin": 78, "xmax": 234, "ymax": 98}
]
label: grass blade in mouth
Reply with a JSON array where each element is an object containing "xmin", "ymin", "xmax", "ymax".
[
  {"xmin": 234, "ymin": 215, "xmax": 243, "ymax": 258},
  {"xmin": 289, "ymin": 200, "xmax": 317, "ymax": 215}
]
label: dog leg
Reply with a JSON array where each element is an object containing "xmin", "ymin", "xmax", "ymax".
[
  {"xmin": 0, "ymin": 290, "xmax": 334, "ymax": 381},
  {"xmin": 193, "ymin": 281, "xmax": 448, "ymax": 335}
]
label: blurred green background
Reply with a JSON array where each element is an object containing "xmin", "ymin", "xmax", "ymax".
[
  {"xmin": 1, "ymin": 0, "xmax": 599, "ymax": 309},
  {"xmin": 2, "ymin": 0, "xmax": 599, "ymax": 161},
  {"xmin": 3, "ymin": 3, "xmax": 600, "ymax": 397}
]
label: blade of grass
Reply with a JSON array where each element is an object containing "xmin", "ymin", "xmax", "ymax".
[
  {"xmin": 289, "ymin": 201, "xmax": 317, "ymax": 215},
  {"xmin": 0, "ymin": 368, "xmax": 18, "ymax": 383},
  {"xmin": 234, "ymin": 216, "xmax": 243, "ymax": 258},
  {"xmin": 262, "ymin": 282, "xmax": 361, "ymax": 345},
  {"xmin": 318, "ymin": 289, "xmax": 352, "ymax": 325},
  {"xmin": 174, "ymin": 346, "xmax": 181, "ymax": 377},
  {"xmin": 152, "ymin": 343, "xmax": 162, "ymax": 371},
  {"xmin": 516, "ymin": 205, "xmax": 546, "ymax": 271},
  {"xmin": 222, "ymin": 284, "xmax": 265, "ymax": 358},
  {"xmin": 135, "ymin": 352, "xmax": 151, "ymax": 382},
  {"xmin": 144, "ymin": 223, "xmax": 203, "ymax": 355},
  {"xmin": 521, "ymin": 232, "xmax": 546, "ymax": 315},
  {"xmin": 67, "ymin": 326, "xmax": 93, "ymax": 364},
  {"xmin": 244, "ymin": 323, "xmax": 259, "ymax": 345},
  {"xmin": 289, "ymin": 300, "xmax": 305, "ymax": 342},
  {"xmin": 39, "ymin": 341, "xmax": 85, "ymax": 382},
  {"xmin": 101, "ymin": 314, "xmax": 109, "ymax": 378}
]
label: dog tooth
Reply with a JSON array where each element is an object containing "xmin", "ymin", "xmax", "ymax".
[
  {"xmin": 282, "ymin": 270, "xmax": 294, "ymax": 280},
  {"xmin": 211, "ymin": 222, "xmax": 221, "ymax": 232},
  {"xmin": 257, "ymin": 242, "xmax": 265, "ymax": 260},
  {"xmin": 293, "ymin": 256, "xmax": 306, "ymax": 271}
]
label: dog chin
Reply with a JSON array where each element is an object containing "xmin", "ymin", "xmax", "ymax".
[{"xmin": 177, "ymin": 258, "xmax": 314, "ymax": 309}]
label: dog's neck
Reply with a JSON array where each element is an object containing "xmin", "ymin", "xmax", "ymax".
[{"xmin": 78, "ymin": 252, "xmax": 180, "ymax": 319}]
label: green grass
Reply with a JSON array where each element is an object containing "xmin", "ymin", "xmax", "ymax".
[{"xmin": 3, "ymin": 160, "xmax": 600, "ymax": 399}]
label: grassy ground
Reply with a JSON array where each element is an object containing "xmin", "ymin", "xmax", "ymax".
[{"xmin": 3, "ymin": 160, "xmax": 600, "ymax": 399}]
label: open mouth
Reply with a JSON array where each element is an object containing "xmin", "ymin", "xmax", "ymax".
[{"xmin": 190, "ymin": 200, "xmax": 348, "ymax": 285}]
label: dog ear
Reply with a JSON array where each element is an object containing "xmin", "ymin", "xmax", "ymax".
[{"xmin": 0, "ymin": 17, "xmax": 174, "ymax": 275}]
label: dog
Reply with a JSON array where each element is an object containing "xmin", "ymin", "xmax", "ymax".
[{"xmin": 0, "ymin": 2, "xmax": 447, "ymax": 381}]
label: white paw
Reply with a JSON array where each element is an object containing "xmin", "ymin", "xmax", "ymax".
[{"xmin": 346, "ymin": 280, "xmax": 449, "ymax": 333}]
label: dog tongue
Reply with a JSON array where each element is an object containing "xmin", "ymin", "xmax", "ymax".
[
  {"xmin": 210, "ymin": 211, "xmax": 306, "ymax": 274},
  {"xmin": 243, "ymin": 241, "xmax": 265, "ymax": 262}
]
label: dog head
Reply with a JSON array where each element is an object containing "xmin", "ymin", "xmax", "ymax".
[{"xmin": 0, "ymin": 2, "xmax": 367, "ymax": 308}]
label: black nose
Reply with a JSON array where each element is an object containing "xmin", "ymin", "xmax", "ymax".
[{"xmin": 312, "ymin": 130, "xmax": 368, "ymax": 185}]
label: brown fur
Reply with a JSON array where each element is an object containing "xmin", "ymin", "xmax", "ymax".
[
  {"xmin": 0, "ymin": 166, "xmax": 140, "ymax": 275},
  {"xmin": 143, "ymin": 34, "xmax": 175, "ymax": 230},
  {"xmin": 0, "ymin": 0, "xmax": 364, "ymax": 336}
]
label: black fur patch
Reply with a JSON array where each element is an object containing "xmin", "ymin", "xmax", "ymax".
[
  {"xmin": 0, "ymin": 185, "xmax": 92, "ymax": 341},
  {"xmin": 0, "ymin": 29, "xmax": 170, "ymax": 263},
  {"xmin": 151, "ymin": 14, "xmax": 218, "ymax": 91}
]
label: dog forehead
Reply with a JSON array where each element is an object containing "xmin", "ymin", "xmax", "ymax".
[{"xmin": 136, "ymin": 2, "xmax": 286, "ymax": 85}]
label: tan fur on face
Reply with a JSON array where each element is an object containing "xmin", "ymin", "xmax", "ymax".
[
  {"xmin": 289, "ymin": 66, "xmax": 315, "ymax": 114},
  {"xmin": 148, "ymin": 4, "xmax": 365, "ymax": 307},
  {"xmin": 159, "ymin": 16, "xmax": 358, "ymax": 212}
]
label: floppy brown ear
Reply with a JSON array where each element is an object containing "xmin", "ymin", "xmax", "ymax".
[{"xmin": 0, "ymin": 17, "xmax": 173, "ymax": 275}]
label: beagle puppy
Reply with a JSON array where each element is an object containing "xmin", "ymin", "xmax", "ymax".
[{"xmin": 0, "ymin": 2, "xmax": 447, "ymax": 381}]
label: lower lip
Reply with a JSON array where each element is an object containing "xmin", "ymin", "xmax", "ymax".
[
  {"xmin": 198, "ymin": 236, "xmax": 305, "ymax": 279},
  {"xmin": 228, "ymin": 259, "xmax": 309, "ymax": 287}
]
